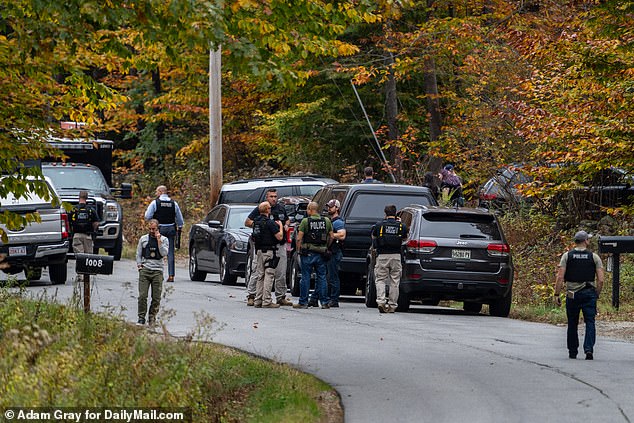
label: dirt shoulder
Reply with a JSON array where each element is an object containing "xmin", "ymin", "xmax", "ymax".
[{"xmin": 597, "ymin": 321, "xmax": 634, "ymax": 343}]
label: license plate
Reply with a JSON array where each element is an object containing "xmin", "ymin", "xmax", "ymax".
[
  {"xmin": 452, "ymin": 249, "xmax": 470, "ymax": 260},
  {"xmin": 9, "ymin": 246, "xmax": 27, "ymax": 256}
]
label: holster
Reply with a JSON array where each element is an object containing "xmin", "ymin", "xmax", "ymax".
[{"xmin": 264, "ymin": 250, "xmax": 280, "ymax": 269}]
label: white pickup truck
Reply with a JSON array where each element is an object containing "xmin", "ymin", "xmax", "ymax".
[{"xmin": 0, "ymin": 177, "xmax": 70, "ymax": 284}]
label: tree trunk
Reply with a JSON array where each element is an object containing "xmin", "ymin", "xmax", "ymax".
[
  {"xmin": 385, "ymin": 53, "xmax": 401, "ymax": 182},
  {"xmin": 424, "ymin": 56, "xmax": 443, "ymax": 173}
]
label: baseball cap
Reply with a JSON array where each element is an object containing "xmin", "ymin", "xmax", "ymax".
[
  {"xmin": 444, "ymin": 164, "xmax": 454, "ymax": 171},
  {"xmin": 327, "ymin": 199, "xmax": 340, "ymax": 209},
  {"xmin": 574, "ymin": 230, "xmax": 592, "ymax": 242}
]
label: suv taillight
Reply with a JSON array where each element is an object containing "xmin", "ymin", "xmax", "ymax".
[
  {"xmin": 487, "ymin": 243, "xmax": 510, "ymax": 257},
  {"xmin": 480, "ymin": 193, "xmax": 497, "ymax": 201},
  {"xmin": 60, "ymin": 212, "xmax": 70, "ymax": 239},
  {"xmin": 407, "ymin": 239, "xmax": 437, "ymax": 254},
  {"xmin": 286, "ymin": 227, "xmax": 293, "ymax": 244}
]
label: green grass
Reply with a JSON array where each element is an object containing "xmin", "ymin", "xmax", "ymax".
[{"xmin": 0, "ymin": 288, "xmax": 337, "ymax": 422}]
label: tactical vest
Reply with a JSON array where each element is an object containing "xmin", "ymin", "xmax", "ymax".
[
  {"xmin": 252, "ymin": 216, "xmax": 277, "ymax": 250},
  {"xmin": 330, "ymin": 216, "xmax": 344, "ymax": 252},
  {"xmin": 71, "ymin": 205, "xmax": 94, "ymax": 233},
  {"xmin": 305, "ymin": 216, "xmax": 327, "ymax": 246},
  {"xmin": 376, "ymin": 220, "xmax": 404, "ymax": 250},
  {"xmin": 564, "ymin": 249, "xmax": 596, "ymax": 282},
  {"xmin": 142, "ymin": 236, "xmax": 163, "ymax": 260},
  {"xmin": 153, "ymin": 198, "xmax": 176, "ymax": 224}
]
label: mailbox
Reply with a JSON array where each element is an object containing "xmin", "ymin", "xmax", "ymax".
[
  {"xmin": 598, "ymin": 236, "xmax": 634, "ymax": 254},
  {"xmin": 75, "ymin": 253, "xmax": 114, "ymax": 275}
]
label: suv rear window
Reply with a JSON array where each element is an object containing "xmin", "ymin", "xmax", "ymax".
[
  {"xmin": 348, "ymin": 193, "xmax": 433, "ymax": 219},
  {"xmin": 420, "ymin": 213, "xmax": 501, "ymax": 240}
]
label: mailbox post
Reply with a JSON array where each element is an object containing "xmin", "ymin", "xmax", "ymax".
[
  {"xmin": 75, "ymin": 254, "xmax": 114, "ymax": 313},
  {"xmin": 598, "ymin": 236, "xmax": 634, "ymax": 309}
]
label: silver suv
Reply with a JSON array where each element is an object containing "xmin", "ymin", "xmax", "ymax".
[
  {"xmin": 217, "ymin": 176, "xmax": 337, "ymax": 205},
  {"xmin": 0, "ymin": 177, "xmax": 70, "ymax": 284}
]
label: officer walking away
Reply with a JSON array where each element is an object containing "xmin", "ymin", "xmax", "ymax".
[
  {"xmin": 245, "ymin": 189, "xmax": 293, "ymax": 306},
  {"xmin": 326, "ymin": 199, "xmax": 346, "ymax": 307},
  {"xmin": 69, "ymin": 190, "xmax": 99, "ymax": 284},
  {"xmin": 252, "ymin": 202, "xmax": 284, "ymax": 308},
  {"xmin": 144, "ymin": 185, "xmax": 184, "ymax": 282},
  {"xmin": 293, "ymin": 201, "xmax": 333, "ymax": 309},
  {"xmin": 372, "ymin": 205, "xmax": 408, "ymax": 313},
  {"xmin": 362, "ymin": 166, "xmax": 381, "ymax": 183},
  {"xmin": 136, "ymin": 219, "xmax": 169, "ymax": 326},
  {"xmin": 554, "ymin": 231, "xmax": 604, "ymax": 360}
]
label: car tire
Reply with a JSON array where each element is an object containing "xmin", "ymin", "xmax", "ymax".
[
  {"xmin": 189, "ymin": 246, "xmax": 207, "ymax": 282},
  {"xmin": 364, "ymin": 265, "xmax": 377, "ymax": 308},
  {"xmin": 291, "ymin": 254, "xmax": 301, "ymax": 297},
  {"xmin": 489, "ymin": 289, "xmax": 512, "ymax": 317},
  {"xmin": 463, "ymin": 301, "xmax": 483, "ymax": 314},
  {"xmin": 49, "ymin": 262, "xmax": 67, "ymax": 285},
  {"xmin": 25, "ymin": 266, "xmax": 42, "ymax": 281},
  {"xmin": 220, "ymin": 248, "xmax": 238, "ymax": 286},
  {"xmin": 396, "ymin": 291, "xmax": 410, "ymax": 312},
  {"xmin": 245, "ymin": 249, "xmax": 254, "ymax": 286}
]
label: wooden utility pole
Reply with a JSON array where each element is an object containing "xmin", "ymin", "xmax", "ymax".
[{"xmin": 209, "ymin": 47, "xmax": 223, "ymax": 206}]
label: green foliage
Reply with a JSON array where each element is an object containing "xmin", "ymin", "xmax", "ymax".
[{"xmin": 0, "ymin": 292, "xmax": 332, "ymax": 421}]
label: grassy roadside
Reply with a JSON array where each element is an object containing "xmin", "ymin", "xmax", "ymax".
[{"xmin": 0, "ymin": 288, "xmax": 341, "ymax": 423}]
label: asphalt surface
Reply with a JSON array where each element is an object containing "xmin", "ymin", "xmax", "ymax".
[{"xmin": 8, "ymin": 260, "xmax": 634, "ymax": 423}]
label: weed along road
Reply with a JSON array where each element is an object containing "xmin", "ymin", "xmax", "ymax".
[{"xmin": 12, "ymin": 259, "xmax": 634, "ymax": 423}]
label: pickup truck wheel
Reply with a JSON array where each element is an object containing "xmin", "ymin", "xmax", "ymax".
[
  {"xmin": 49, "ymin": 263, "xmax": 67, "ymax": 285},
  {"xmin": 489, "ymin": 289, "xmax": 512, "ymax": 317},
  {"xmin": 365, "ymin": 265, "xmax": 377, "ymax": 308},
  {"xmin": 189, "ymin": 246, "xmax": 207, "ymax": 282},
  {"xmin": 220, "ymin": 248, "xmax": 238, "ymax": 285},
  {"xmin": 110, "ymin": 232, "xmax": 123, "ymax": 261},
  {"xmin": 25, "ymin": 266, "xmax": 42, "ymax": 281},
  {"xmin": 463, "ymin": 301, "xmax": 483, "ymax": 314},
  {"xmin": 291, "ymin": 255, "xmax": 301, "ymax": 297}
]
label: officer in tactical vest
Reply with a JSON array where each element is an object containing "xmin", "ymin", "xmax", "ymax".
[
  {"xmin": 244, "ymin": 188, "xmax": 292, "ymax": 306},
  {"xmin": 252, "ymin": 201, "xmax": 284, "ymax": 308},
  {"xmin": 293, "ymin": 201, "xmax": 333, "ymax": 309},
  {"xmin": 69, "ymin": 190, "xmax": 100, "ymax": 284},
  {"xmin": 371, "ymin": 204, "xmax": 408, "ymax": 313},
  {"xmin": 136, "ymin": 219, "xmax": 169, "ymax": 326},
  {"xmin": 144, "ymin": 185, "xmax": 184, "ymax": 282},
  {"xmin": 555, "ymin": 231, "xmax": 604, "ymax": 360}
]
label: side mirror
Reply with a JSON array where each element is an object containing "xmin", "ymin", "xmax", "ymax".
[
  {"xmin": 112, "ymin": 183, "xmax": 133, "ymax": 199},
  {"xmin": 208, "ymin": 220, "xmax": 222, "ymax": 229}
]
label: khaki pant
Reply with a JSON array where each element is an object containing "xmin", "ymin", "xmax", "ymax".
[
  {"xmin": 374, "ymin": 253, "xmax": 402, "ymax": 308},
  {"xmin": 72, "ymin": 232, "xmax": 94, "ymax": 293},
  {"xmin": 254, "ymin": 250, "xmax": 276, "ymax": 306},
  {"xmin": 247, "ymin": 243, "xmax": 288, "ymax": 302},
  {"xmin": 138, "ymin": 268, "xmax": 163, "ymax": 323},
  {"xmin": 273, "ymin": 243, "xmax": 288, "ymax": 301}
]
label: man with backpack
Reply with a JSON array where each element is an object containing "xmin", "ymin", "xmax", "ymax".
[
  {"xmin": 372, "ymin": 204, "xmax": 408, "ymax": 313},
  {"xmin": 251, "ymin": 201, "xmax": 284, "ymax": 308}
]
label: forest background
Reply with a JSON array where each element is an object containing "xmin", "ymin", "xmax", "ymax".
[{"xmin": 1, "ymin": 0, "xmax": 634, "ymax": 319}]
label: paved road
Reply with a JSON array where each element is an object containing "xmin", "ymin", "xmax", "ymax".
[{"xmin": 9, "ymin": 260, "xmax": 634, "ymax": 423}]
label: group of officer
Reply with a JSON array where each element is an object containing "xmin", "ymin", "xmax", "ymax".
[
  {"xmin": 70, "ymin": 179, "xmax": 606, "ymax": 357},
  {"xmin": 69, "ymin": 185, "xmax": 183, "ymax": 326},
  {"xmin": 242, "ymin": 188, "xmax": 409, "ymax": 315}
]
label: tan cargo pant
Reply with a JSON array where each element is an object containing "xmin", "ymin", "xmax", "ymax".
[{"xmin": 374, "ymin": 253, "xmax": 402, "ymax": 308}]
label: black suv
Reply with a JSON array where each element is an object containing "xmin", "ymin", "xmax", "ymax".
[
  {"xmin": 366, "ymin": 205, "xmax": 513, "ymax": 316},
  {"xmin": 304, "ymin": 183, "xmax": 438, "ymax": 296}
]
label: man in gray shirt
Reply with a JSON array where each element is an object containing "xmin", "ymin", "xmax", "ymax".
[{"xmin": 136, "ymin": 219, "xmax": 169, "ymax": 326}]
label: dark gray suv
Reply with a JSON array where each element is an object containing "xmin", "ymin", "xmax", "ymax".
[{"xmin": 366, "ymin": 205, "xmax": 514, "ymax": 316}]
